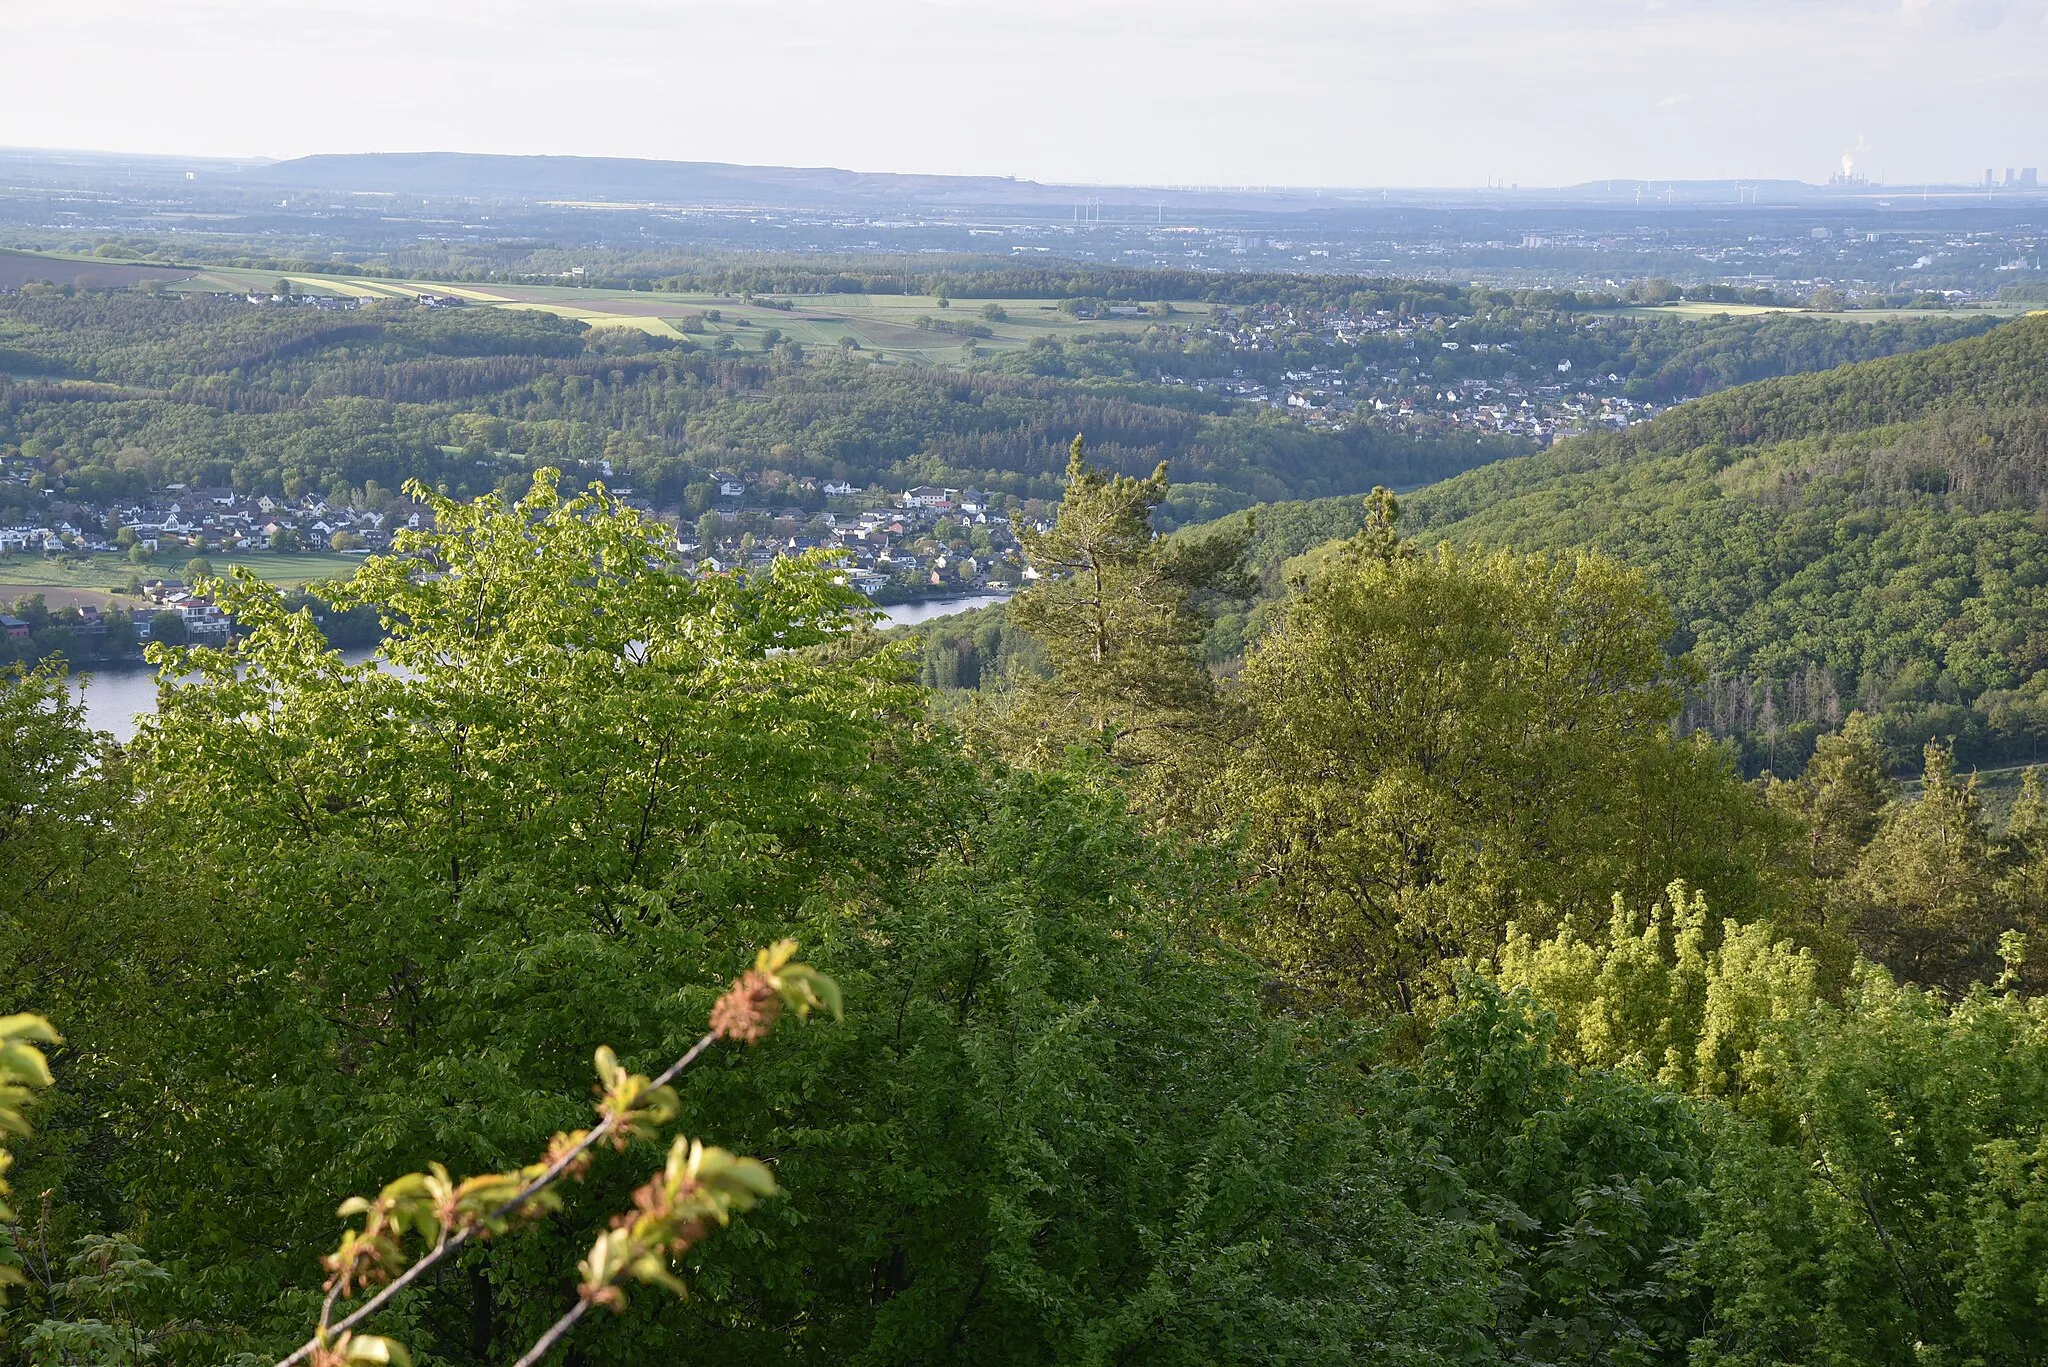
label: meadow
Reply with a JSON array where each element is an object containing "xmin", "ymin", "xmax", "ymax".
[
  {"xmin": 171, "ymin": 263, "xmax": 1213, "ymax": 365},
  {"xmin": 1, "ymin": 549, "xmax": 366, "ymax": 606}
]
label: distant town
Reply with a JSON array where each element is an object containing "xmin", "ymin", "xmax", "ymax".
[
  {"xmin": 0, "ymin": 466, "xmax": 1031, "ymax": 657},
  {"xmin": 1179, "ymin": 303, "xmax": 1666, "ymax": 441}
]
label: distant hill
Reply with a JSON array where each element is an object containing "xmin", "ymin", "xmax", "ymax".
[
  {"xmin": 1204, "ymin": 314, "xmax": 2048, "ymax": 774},
  {"xmin": 241, "ymin": 152, "xmax": 1349, "ymax": 213},
  {"xmin": 242, "ymin": 152, "xmax": 1063, "ymax": 208}
]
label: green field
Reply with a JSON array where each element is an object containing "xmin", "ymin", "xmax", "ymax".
[
  {"xmin": 166, "ymin": 264, "xmax": 1212, "ymax": 366},
  {"xmin": 1, "ymin": 550, "xmax": 367, "ymax": 602}
]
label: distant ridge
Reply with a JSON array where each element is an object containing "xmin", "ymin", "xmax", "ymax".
[
  {"xmin": 237, "ymin": 151, "xmax": 1659, "ymax": 213},
  {"xmin": 242, "ymin": 152, "xmax": 1367, "ymax": 212},
  {"xmin": 242, "ymin": 151, "xmax": 1077, "ymax": 209},
  {"xmin": 247, "ymin": 154, "xmax": 2048, "ymax": 213},
  {"xmin": 14, "ymin": 147, "xmax": 2036, "ymax": 214}
]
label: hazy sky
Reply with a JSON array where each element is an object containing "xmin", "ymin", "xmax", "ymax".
[{"xmin": 4, "ymin": 0, "xmax": 2044, "ymax": 187}]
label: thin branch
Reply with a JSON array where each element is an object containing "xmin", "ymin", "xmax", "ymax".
[
  {"xmin": 509, "ymin": 1296, "xmax": 591, "ymax": 1367},
  {"xmin": 279, "ymin": 1029, "xmax": 720, "ymax": 1367}
]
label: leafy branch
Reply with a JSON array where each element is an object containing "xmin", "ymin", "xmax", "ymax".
[
  {"xmin": 0, "ymin": 1012, "xmax": 61, "ymax": 1299},
  {"xmin": 289, "ymin": 941, "xmax": 841, "ymax": 1367}
]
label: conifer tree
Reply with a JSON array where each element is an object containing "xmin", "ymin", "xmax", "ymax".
[
  {"xmin": 1838, "ymin": 741, "xmax": 2004, "ymax": 991},
  {"xmin": 998, "ymin": 436, "xmax": 1247, "ymax": 788},
  {"xmin": 1992, "ymin": 766, "xmax": 2048, "ymax": 993},
  {"xmin": 1768, "ymin": 711, "xmax": 1894, "ymax": 880}
]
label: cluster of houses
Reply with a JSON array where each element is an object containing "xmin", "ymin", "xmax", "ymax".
[
  {"xmin": 0, "ymin": 483, "xmax": 422, "ymax": 560},
  {"xmin": 1156, "ymin": 304, "xmax": 1670, "ymax": 442},
  {"xmin": 1266, "ymin": 367, "xmax": 1660, "ymax": 441},
  {"xmin": 681, "ymin": 483, "xmax": 1030, "ymax": 597},
  {"xmin": 2, "ymin": 474, "xmax": 1029, "ymax": 647}
]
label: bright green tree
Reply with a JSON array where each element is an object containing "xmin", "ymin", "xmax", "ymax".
[
  {"xmin": 0, "ymin": 666, "xmax": 135, "ymax": 1021},
  {"xmin": 1494, "ymin": 880, "xmax": 1823, "ymax": 1098},
  {"xmin": 1689, "ymin": 963, "xmax": 2048, "ymax": 1367},
  {"xmin": 1223, "ymin": 523, "xmax": 1779, "ymax": 1014}
]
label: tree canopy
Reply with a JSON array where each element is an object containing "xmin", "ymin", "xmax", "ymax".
[{"xmin": 7, "ymin": 314, "xmax": 2048, "ymax": 1366}]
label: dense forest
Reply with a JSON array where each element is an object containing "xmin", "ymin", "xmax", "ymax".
[
  {"xmin": 7, "ymin": 417, "xmax": 2048, "ymax": 1365},
  {"xmin": 1401, "ymin": 311, "xmax": 2048, "ymax": 774}
]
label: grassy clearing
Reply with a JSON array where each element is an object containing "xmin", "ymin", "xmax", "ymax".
[
  {"xmin": 1614, "ymin": 302, "xmax": 1794, "ymax": 319},
  {"xmin": 507, "ymin": 304, "xmax": 685, "ymax": 338},
  {"xmin": 151, "ymin": 259, "xmax": 1211, "ymax": 366},
  {"xmin": 0, "ymin": 551, "xmax": 367, "ymax": 595},
  {"xmin": 285, "ymin": 275, "xmax": 402, "ymax": 299}
]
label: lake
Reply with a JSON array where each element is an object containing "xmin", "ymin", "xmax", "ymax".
[{"xmin": 65, "ymin": 593, "xmax": 1008, "ymax": 741}]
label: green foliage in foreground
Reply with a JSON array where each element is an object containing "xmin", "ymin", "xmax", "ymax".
[
  {"xmin": 1493, "ymin": 896, "xmax": 2048, "ymax": 1367},
  {"xmin": 3, "ymin": 479, "xmax": 1495, "ymax": 1364},
  {"xmin": 5, "ymin": 467, "xmax": 2048, "ymax": 1366}
]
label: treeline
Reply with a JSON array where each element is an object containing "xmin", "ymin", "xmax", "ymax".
[
  {"xmin": 0, "ymin": 588, "xmax": 381, "ymax": 669},
  {"xmin": 11, "ymin": 460, "xmax": 2048, "ymax": 1366},
  {"xmin": 650, "ymin": 261, "xmax": 1493, "ymax": 310}
]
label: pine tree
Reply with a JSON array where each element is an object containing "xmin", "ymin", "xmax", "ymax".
[
  {"xmin": 1838, "ymin": 741, "xmax": 2004, "ymax": 991},
  {"xmin": 997, "ymin": 436, "xmax": 1248, "ymax": 786},
  {"xmin": 1991, "ymin": 766, "xmax": 2048, "ymax": 993},
  {"xmin": 1770, "ymin": 710, "xmax": 1895, "ymax": 879}
]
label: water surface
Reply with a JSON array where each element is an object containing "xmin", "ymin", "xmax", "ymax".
[{"xmin": 66, "ymin": 594, "xmax": 1009, "ymax": 741}]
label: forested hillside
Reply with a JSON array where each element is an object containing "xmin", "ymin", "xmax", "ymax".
[
  {"xmin": 0, "ymin": 290, "xmax": 1507, "ymax": 523},
  {"xmin": 1166, "ymin": 314, "xmax": 2048, "ymax": 774},
  {"xmin": 0, "ymin": 284, "xmax": 1994, "ymax": 537}
]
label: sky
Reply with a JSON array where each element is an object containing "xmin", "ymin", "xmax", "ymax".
[{"xmin": 3, "ymin": 0, "xmax": 2044, "ymax": 187}]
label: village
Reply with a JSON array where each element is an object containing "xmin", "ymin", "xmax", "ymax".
[
  {"xmin": 674, "ymin": 479, "xmax": 1029, "ymax": 600},
  {"xmin": 1174, "ymin": 302, "xmax": 1668, "ymax": 441},
  {"xmin": 0, "ymin": 469, "xmax": 1031, "ymax": 660}
]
